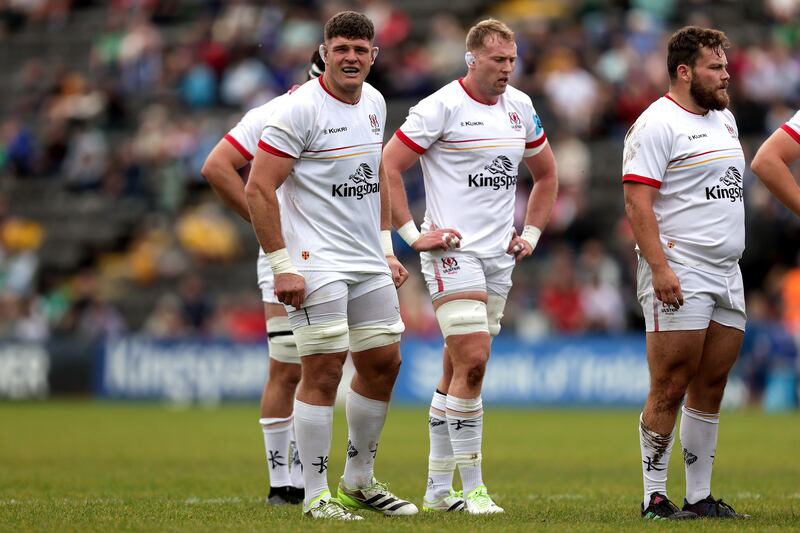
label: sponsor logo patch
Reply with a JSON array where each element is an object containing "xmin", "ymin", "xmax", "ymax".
[
  {"xmin": 331, "ymin": 163, "xmax": 380, "ymax": 199},
  {"xmin": 468, "ymin": 155, "xmax": 518, "ymax": 190},
  {"xmin": 705, "ymin": 166, "xmax": 743, "ymax": 202}
]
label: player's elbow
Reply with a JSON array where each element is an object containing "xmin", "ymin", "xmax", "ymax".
[
  {"xmin": 244, "ymin": 177, "xmax": 272, "ymax": 207},
  {"xmin": 200, "ymin": 158, "xmax": 222, "ymax": 186},
  {"xmin": 750, "ymin": 152, "xmax": 771, "ymax": 181}
]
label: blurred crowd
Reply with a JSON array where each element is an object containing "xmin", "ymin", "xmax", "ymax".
[{"xmin": 1, "ymin": 0, "xmax": 800, "ymax": 400}]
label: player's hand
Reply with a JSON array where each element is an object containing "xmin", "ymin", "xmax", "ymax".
[
  {"xmin": 412, "ymin": 226, "xmax": 462, "ymax": 252},
  {"xmin": 651, "ymin": 264, "xmax": 684, "ymax": 308},
  {"xmin": 386, "ymin": 255, "xmax": 409, "ymax": 288},
  {"xmin": 506, "ymin": 229, "xmax": 533, "ymax": 263},
  {"xmin": 274, "ymin": 272, "xmax": 306, "ymax": 309}
]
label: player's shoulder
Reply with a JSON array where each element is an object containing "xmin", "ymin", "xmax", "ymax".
[
  {"xmin": 360, "ymin": 81, "xmax": 386, "ymax": 108},
  {"xmin": 632, "ymin": 97, "xmax": 676, "ymax": 133},
  {"xmin": 413, "ymin": 80, "xmax": 463, "ymax": 111},
  {"xmin": 282, "ymin": 78, "xmax": 323, "ymax": 109},
  {"xmin": 503, "ymin": 84, "xmax": 534, "ymax": 108},
  {"xmin": 717, "ymin": 107, "xmax": 737, "ymax": 125},
  {"xmin": 244, "ymin": 91, "xmax": 292, "ymax": 119}
]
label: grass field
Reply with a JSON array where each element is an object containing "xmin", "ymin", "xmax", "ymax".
[{"xmin": 0, "ymin": 402, "xmax": 798, "ymax": 532}]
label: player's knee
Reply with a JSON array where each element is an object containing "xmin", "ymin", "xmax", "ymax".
[
  {"xmin": 435, "ymin": 299, "xmax": 489, "ymax": 338},
  {"xmin": 486, "ymin": 294, "xmax": 506, "ymax": 337},
  {"xmin": 349, "ymin": 320, "xmax": 404, "ymax": 353},
  {"xmin": 293, "ymin": 318, "xmax": 349, "ymax": 357},
  {"xmin": 303, "ymin": 362, "xmax": 343, "ymax": 396},
  {"xmin": 466, "ymin": 364, "xmax": 486, "ymax": 389},
  {"xmin": 660, "ymin": 380, "xmax": 689, "ymax": 408},
  {"xmin": 268, "ymin": 361, "xmax": 301, "ymax": 389},
  {"xmin": 451, "ymin": 341, "xmax": 489, "ymax": 388},
  {"xmin": 266, "ymin": 316, "xmax": 298, "ymax": 362}
]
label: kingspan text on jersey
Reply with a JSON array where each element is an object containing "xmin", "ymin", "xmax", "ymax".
[
  {"xmin": 705, "ymin": 185, "xmax": 743, "ymax": 202},
  {"xmin": 331, "ymin": 181, "xmax": 380, "ymax": 199},
  {"xmin": 468, "ymin": 174, "xmax": 517, "ymax": 190}
]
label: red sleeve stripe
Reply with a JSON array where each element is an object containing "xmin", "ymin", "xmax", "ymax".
[
  {"xmin": 224, "ymin": 134, "xmax": 253, "ymax": 160},
  {"xmin": 780, "ymin": 124, "xmax": 800, "ymax": 145},
  {"xmin": 525, "ymin": 135, "xmax": 547, "ymax": 149},
  {"xmin": 395, "ymin": 129, "xmax": 426, "ymax": 154},
  {"xmin": 622, "ymin": 174, "xmax": 662, "ymax": 189},
  {"xmin": 258, "ymin": 140, "xmax": 295, "ymax": 159}
]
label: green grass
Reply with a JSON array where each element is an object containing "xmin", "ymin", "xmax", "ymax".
[{"xmin": 0, "ymin": 402, "xmax": 798, "ymax": 531}]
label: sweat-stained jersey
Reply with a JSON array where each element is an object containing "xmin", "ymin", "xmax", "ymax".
[
  {"xmin": 259, "ymin": 77, "xmax": 389, "ymax": 274},
  {"xmin": 395, "ymin": 79, "xmax": 547, "ymax": 257},
  {"xmin": 622, "ymin": 94, "xmax": 745, "ymax": 275}
]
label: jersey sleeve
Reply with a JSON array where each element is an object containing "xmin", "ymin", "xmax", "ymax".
[
  {"xmin": 621, "ymin": 112, "xmax": 671, "ymax": 189},
  {"xmin": 259, "ymin": 98, "xmax": 314, "ymax": 159},
  {"xmin": 780, "ymin": 109, "xmax": 800, "ymax": 144},
  {"xmin": 395, "ymin": 95, "xmax": 447, "ymax": 154},
  {"xmin": 224, "ymin": 107, "xmax": 263, "ymax": 160},
  {"xmin": 523, "ymin": 100, "xmax": 548, "ymax": 156}
]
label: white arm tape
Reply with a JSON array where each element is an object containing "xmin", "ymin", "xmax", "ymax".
[
  {"xmin": 381, "ymin": 230, "xmax": 394, "ymax": 256},
  {"xmin": 397, "ymin": 220, "xmax": 421, "ymax": 246},
  {"xmin": 520, "ymin": 225, "xmax": 542, "ymax": 251},
  {"xmin": 266, "ymin": 248, "xmax": 300, "ymax": 276}
]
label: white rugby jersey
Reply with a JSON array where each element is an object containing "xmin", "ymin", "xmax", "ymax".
[
  {"xmin": 396, "ymin": 79, "xmax": 547, "ymax": 257},
  {"xmin": 225, "ymin": 91, "xmax": 293, "ymax": 161},
  {"xmin": 224, "ymin": 90, "xmax": 294, "ymax": 283},
  {"xmin": 780, "ymin": 108, "xmax": 800, "ymax": 143},
  {"xmin": 259, "ymin": 77, "xmax": 389, "ymax": 274},
  {"xmin": 622, "ymin": 94, "xmax": 745, "ymax": 275}
]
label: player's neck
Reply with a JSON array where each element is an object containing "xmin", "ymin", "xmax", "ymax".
[
  {"xmin": 320, "ymin": 73, "xmax": 362, "ymax": 105},
  {"xmin": 461, "ymin": 74, "xmax": 500, "ymax": 105},
  {"xmin": 666, "ymin": 87, "xmax": 707, "ymax": 115}
]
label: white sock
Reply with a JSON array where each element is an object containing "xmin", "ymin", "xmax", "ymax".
[
  {"xmin": 293, "ymin": 400, "xmax": 334, "ymax": 504},
  {"xmin": 680, "ymin": 405, "xmax": 719, "ymax": 504},
  {"xmin": 259, "ymin": 416, "xmax": 292, "ymax": 488},
  {"xmin": 288, "ymin": 422, "xmax": 304, "ymax": 489},
  {"xmin": 426, "ymin": 390, "xmax": 455, "ymax": 500},
  {"xmin": 446, "ymin": 395, "xmax": 484, "ymax": 494},
  {"xmin": 342, "ymin": 388, "xmax": 388, "ymax": 488},
  {"xmin": 639, "ymin": 412, "xmax": 675, "ymax": 506}
]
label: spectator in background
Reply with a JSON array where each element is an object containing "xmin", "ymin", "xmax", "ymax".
[
  {"xmin": 540, "ymin": 245, "xmax": 585, "ymax": 334},
  {"xmin": 143, "ymin": 293, "xmax": 189, "ymax": 339}
]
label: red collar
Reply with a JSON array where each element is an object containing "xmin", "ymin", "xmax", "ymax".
[{"xmin": 319, "ymin": 76, "xmax": 360, "ymax": 105}]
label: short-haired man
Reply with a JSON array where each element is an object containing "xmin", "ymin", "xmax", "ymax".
[
  {"xmin": 623, "ymin": 26, "xmax": 749, "ymax": 520},
  {"xmin": 751, "ymin": 110, "xmax": 800, "ymax": 215},
  {"xmin": 383, "ymin": 18, "xmax": 558, "ymax": 514},
  {"xmin": 201, "ymin": 51, "xmax": 325, "ymax": 506},
  {"xmin": 245, "ymin": 11, "xmax": 416, "ymax": 520}
]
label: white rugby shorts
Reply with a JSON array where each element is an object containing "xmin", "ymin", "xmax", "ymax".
[
  {"xmin": 420, "ymin": 250, "xmax": 514, "ymax": 300},
  {"xmin": 637, "ymin": 257, "xmax": 746, "ymax": 332}
]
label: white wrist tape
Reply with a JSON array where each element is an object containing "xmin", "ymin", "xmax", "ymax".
[
  {"xmin": 381, "ymin": 230, "xmax": 393, "ymax": 256},
  {"xmin": 520, "ymin": 225, "xmax": 542, "ymax": 251},
  {"xmin": 397, "ymin": 220, "xmax": 421, "ymax": 246},
  {"xmin": 266, "ymin": 248, "xmax": 300, "ymax": 276}
]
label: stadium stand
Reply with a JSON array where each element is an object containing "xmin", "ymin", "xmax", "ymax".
[{"xmin": 0, "ymin": 0, "xmax": 798, "ymax": 404}]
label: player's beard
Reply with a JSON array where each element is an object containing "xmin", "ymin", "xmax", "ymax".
[{"xmin": 690, "ymin": 75, "xmax": 729, "ymax": 111}]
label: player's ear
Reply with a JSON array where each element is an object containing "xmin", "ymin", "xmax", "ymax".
[
  {"xmin": 465, "ymin": 51, "xmax": 476, "ymax": 68},
  {"xmin": 318, "ymin": 44, "xmax": 328, "ymax": 64},
  {"xmin": 371, "ymin": 47, "xmax": 379, "ymax": 65}
]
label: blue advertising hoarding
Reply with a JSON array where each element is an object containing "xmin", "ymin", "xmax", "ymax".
[{"xmin": 95, "ymin": 335, "xmax": 656, "ymax": 405}]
